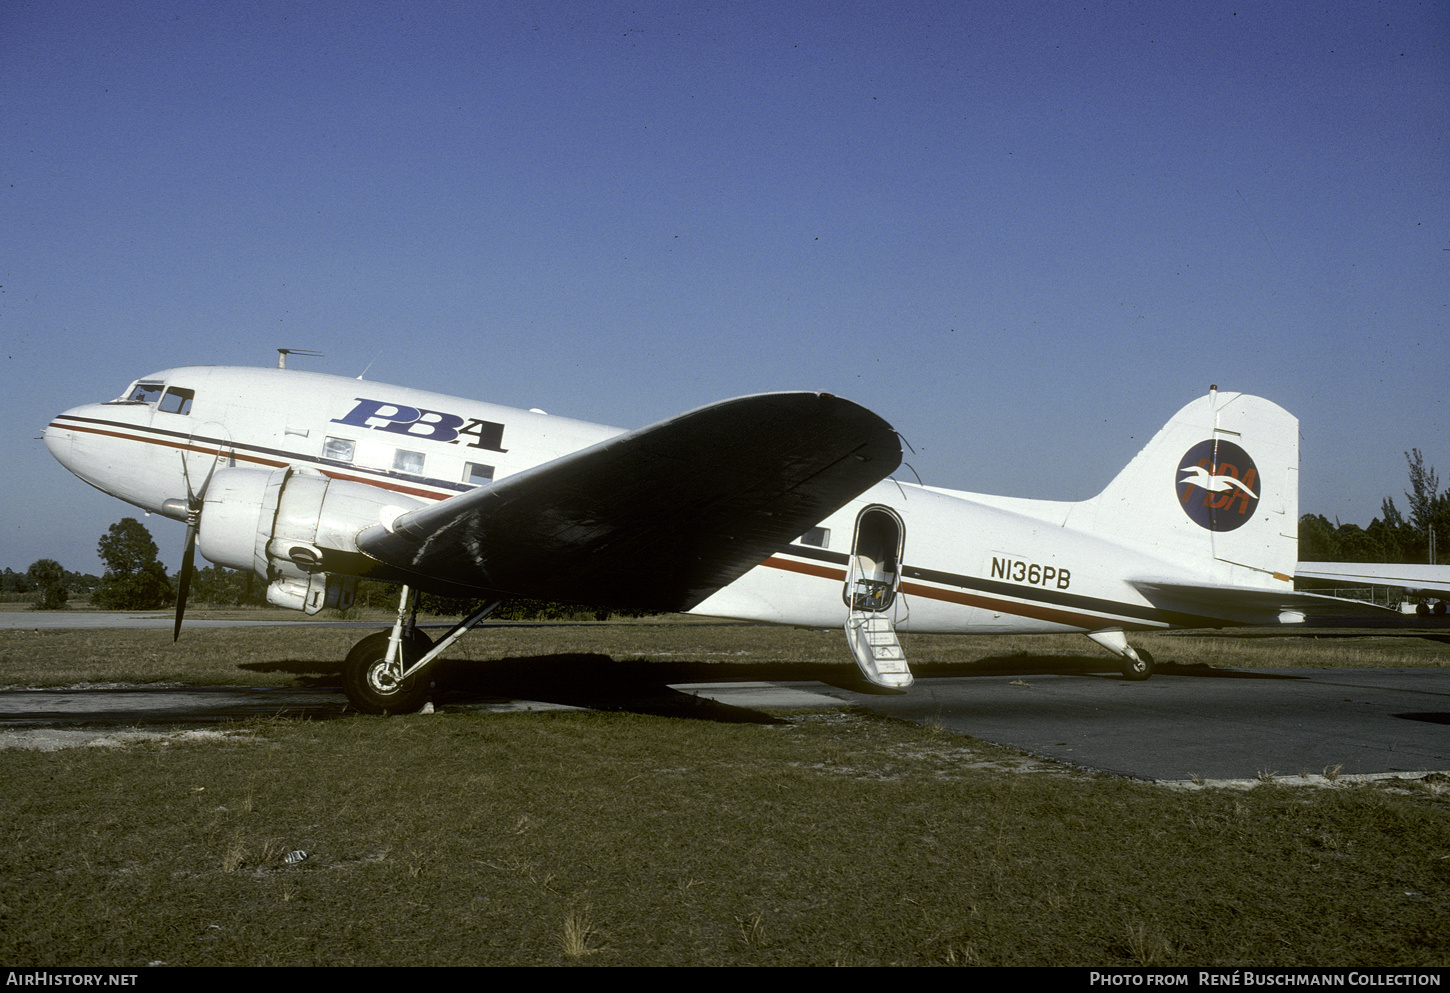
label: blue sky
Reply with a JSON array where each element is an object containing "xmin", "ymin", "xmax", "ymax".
[{"xmin": 4, "ymin": 1, "xmax": 1446, "ymax": 574}]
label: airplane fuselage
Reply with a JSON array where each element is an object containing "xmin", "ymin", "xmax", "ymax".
[
  {"xmin": 45, "ymin": 365, "xmax": 625, "ymax": 514},
  {"xmin": 47, "ymin": 366, "xmax": 1301, "ymax": 690}
]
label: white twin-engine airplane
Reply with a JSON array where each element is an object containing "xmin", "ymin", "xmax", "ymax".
[{"xmin": 42, "ymin": 364, "xmax": 1410, "ymax": 715}]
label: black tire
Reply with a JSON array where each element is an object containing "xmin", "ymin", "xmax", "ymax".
[
  {"xmin": 1418, "ymin": 601, "xmax": 1432, "ymax": 617},
  {"xmin": 342, "ymin": 630, "xmax": 435, "ymax": 715},
  {"xmin": 1122, "ymin": 647, "xmax": 1155, "ymax": 681},
  {"xmin": 1435, "ymin": 601, "xmax": 1448, "ymax": 617}
]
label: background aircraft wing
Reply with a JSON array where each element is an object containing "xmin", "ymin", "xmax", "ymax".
[
  {"xmin": 356, "ymin": 392, "xmax": 901, "ymax": 611},
  {"xmin": 1296, "ymin": 562, "xmax": 1450, "ymax": 597}
]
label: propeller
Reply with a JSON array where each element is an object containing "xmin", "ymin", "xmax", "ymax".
[{"xmin": 174, "ymin": 448, "xmax": 222, "ymax": 641}]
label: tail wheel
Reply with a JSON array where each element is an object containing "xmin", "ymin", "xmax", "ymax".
[
  {"xmin": 342, "ymin": 630, "xmax": 435, "ymax": 715},
  {"xmin": 1122, "ymin": 647, "xmax": 1155, "ymax": 681}
]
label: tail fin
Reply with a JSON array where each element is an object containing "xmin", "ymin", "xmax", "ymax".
[{"xmin": 1064, "ymin": 389, "xmax": 1298, "ymax": 585}]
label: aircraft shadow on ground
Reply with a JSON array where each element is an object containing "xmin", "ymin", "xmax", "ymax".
[
  {"xmin": 1394, "ymin": 712, "xmax": 1450, "ymax": 725},
  {"xmin": 244, "ymin": 654, "xmax": 796, "ymax": 724},
  {"xmin": 436, "ymin": 655, "xmax": 795, "ymax": 724},
  {"xmin": 236, "ymin": 650, "xmax": 1306, "ymax": 725}
]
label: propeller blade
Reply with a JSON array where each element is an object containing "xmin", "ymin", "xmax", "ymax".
[
  {"xmin": 173, "ymin": 445, "xmax": 225, "ymax": 642},
  {"xmin": 180, "ymin": 446, "xmax": 222, "ymax": 509},
  {"xmin": 194, "ymin": 445, "xmax": 221, "ymax": 503},
  {"xmin": 174, "ymin": 522, "xmax": 197, "ymax": 642}
]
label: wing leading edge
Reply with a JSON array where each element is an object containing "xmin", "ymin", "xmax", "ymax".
[{"xmin": 357, "ymin": 392, "xmax": 902, "ymax": 611}]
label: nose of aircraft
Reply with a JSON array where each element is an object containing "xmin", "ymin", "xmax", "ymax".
[
  {"xmin": 42, "ymin": 404, "xmax": 79, "ymax": 470},
  {"xmin": 44, "ymin": 401, "xmax": 113, "ymax": 483}
]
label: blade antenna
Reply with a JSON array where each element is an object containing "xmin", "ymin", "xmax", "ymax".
[{"xmin": 357, "ymin": 347, "xmax": 384, "ymax": 380}]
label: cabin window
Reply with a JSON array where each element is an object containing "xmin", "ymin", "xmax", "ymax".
[
  {"xmin": 158, "ymin": 387, "xmax": 194, "ymax": 415},
  {"xmin": 122, "ymin": 382, "xmax": 165, "ymax": 404},
  {"xmin": 393, "ymin": 449, "xmax": 425, "ymax": 475},
  {"xmin": 464, "ymin": 462, "xmax": 495, "ymax": 486},
  {"xmin": 322, "ymin": 437, "xmax": 356, "ymax": 463},
  {"xmin": 799, "ymin": 526, "xmax": 831, "ymax": 548}
]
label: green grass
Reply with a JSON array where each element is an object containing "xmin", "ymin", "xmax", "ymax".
[
  {"xmin": 1, "ymin": 710, "xmax": 1447, "ymax": 966},
  {"xmin": 1, "ymin": 619, "xmax": 1448, "ymax": 965}
]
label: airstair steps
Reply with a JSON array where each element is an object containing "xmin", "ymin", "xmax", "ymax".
[{"xmin": 846, "ymin": 613, "xmax": 913, "ymax": 687}]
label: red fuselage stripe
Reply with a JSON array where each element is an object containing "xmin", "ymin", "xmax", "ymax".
[
  {"xmin": 759, "ymin": 557, "xmax": 844, "ymax": 582},
  {"xmin": 50, "ymin": 420, "xmax": 452, "ymax": 502},
  {"xmin": 760, "ymin": 555, "xmax": 1144, "ymax": 629},
  {"xmin": 897, "ymin": 579, "xmax": 1124, "ymax": 629}
]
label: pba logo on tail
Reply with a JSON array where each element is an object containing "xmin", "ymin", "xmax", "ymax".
[{"xmin": 1176, "ymin": 440, "xmax": 1260, "ymax": 531}]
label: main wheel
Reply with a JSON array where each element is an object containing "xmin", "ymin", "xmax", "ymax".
[
  {"xmin": 1121, "ymin": 647, "xmax": 1155, "ymax": 681},
  {"xmin": 342, "ymin": 630, "xmax": 435, "ymax": 715}
]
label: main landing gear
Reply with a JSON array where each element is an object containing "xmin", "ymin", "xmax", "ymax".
[
  {"xmin": 1086, "ymin": 628, "xmax": 1156, "ymax": 680},
  {"xmin": 340, "ymin": 585, "xmax": 502, "ymax": 715},
  {"xmin": 342, "ymin": 629, "xmax": 434, "ymax": 715}
]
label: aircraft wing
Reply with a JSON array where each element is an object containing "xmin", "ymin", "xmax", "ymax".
[
  {"xmin": 356, "ymin": 392, "xmax": 901, "ymax": 611},
  {"xmin": 1131, "ymin": 580, "xmax": 1399, "ymax": 625},
  {"xmin": 1296, "ymin": 562, "xmax": 1450, "ymax": 597}
]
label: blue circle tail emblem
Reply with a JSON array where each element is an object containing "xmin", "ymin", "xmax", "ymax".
[{"xmin": 1176, "ymin": 440, "xmax": 1261, "ymax": 532}]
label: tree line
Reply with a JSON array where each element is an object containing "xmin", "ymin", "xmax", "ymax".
[
  {"xmin": 1299, "ymin": 449, "xmax": 1448, "ymax": 565},
  {"xmin": 13, "ymin": 449, "xmax": 1445, "ymax": 613},
  {"xmin": 14, "ymin": 517, "xmax": 640, "ymax": 619}
]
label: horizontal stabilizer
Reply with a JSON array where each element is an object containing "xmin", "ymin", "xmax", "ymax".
[{"xmin": 1131, "ymin": 579, "xmax": 1398, "ymax": 625}]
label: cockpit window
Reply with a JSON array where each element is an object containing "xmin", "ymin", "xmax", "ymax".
[
  {"xmin": 158, "ymin": 387, "xmax": 194, "ymax": 415},
  {"xmin": 120, "ymin": 382, "xmax": 165, "ymax": 404}
]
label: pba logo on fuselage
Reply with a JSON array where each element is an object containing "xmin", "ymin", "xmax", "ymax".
[
  {"xmin": 1176, "ymin": 440, "xmax": 1260, "ymax": 531},
  {"xmin": 331, "ymin": 398, "xmax": 509, "ymax": 452}
]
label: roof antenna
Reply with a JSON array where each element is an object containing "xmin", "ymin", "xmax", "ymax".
[
  {"xmin": 1209, "ymin": 383, "xmax": 1218, "ymax": 407},
  {"xmin": 277, "ymin": 348, "xmax": 323, "ymax": 370}
]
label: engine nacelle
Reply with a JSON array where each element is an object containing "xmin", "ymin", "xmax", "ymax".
[{"xmin": 197, "ymin": 466, "xmax": 427, "ymax": 613}]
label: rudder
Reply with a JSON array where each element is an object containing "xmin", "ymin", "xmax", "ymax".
[{"xmin": 1064, "ymin": 389, "xmax": 1298, "ymax": 585}]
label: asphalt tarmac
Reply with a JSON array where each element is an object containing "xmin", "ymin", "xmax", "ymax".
[
  {"xmin": 2, "ymin": 666, "xmax": 1446, "ymax": 783},
  {"xmin": 799, "ymin": 668, "xmax": 1450, "ymax": 781}
]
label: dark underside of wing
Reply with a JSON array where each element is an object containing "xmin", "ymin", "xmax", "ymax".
[
  {"xmin": 1131, "ymin": 580, "xmax": 1399, "ymax": 625},
  {"xmin": 356, "ymin": 392, "xmax": 901, "ymax": 612}
]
